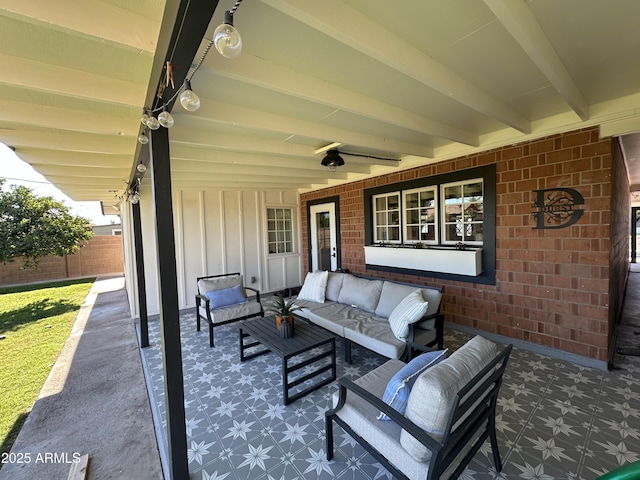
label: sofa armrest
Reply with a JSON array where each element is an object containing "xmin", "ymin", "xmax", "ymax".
[
  {"xmin": 408, "ymin": 312, "xmax": 444, "ymax": 350},
  {"xmin": 328, "ymin": 377, "xmax": 442, "ymax": 452}
]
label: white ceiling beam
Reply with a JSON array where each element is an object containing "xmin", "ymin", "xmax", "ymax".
[
  {"xmin": 170, "ymin": 161, "xmax": 351, "ymax": 180},
  {"xmin": 0, "ymin": 53, "xmax": 146, "ymax": 106},
  {"xmin": 0, "ymin": 98, "xmax": 139, "ymax": 136},
  {"xmin": 180, "ymin": 100, "xmax": 433, "ymax": 158},
  {"xmin": 17, "ymin": 149, "xmax": 132, "ymax": 169},
  {"xmin": 171, "ymin": 150, "xmax": 372, "ymax": 175},
  {"xmin": 170, "ymin": 172, "xmax": 324, "ymax": 185},
  {"xmin": 262, "ymin": 0, "xmax": 531, "ymax": 133},
  {"xmin": 170, "ymin": 180, "xmax": 314, "ymax": 190},
  {"xmin": 0, "ymin": 0, "xmax": 160, "ymax": 52},
  {"xmin": 203, "ymin": 56, "xmax": 478, "ymax": 146},
  {"xmin": 483, "ymin": 0, "xmax": 589, "ymax": 121}
]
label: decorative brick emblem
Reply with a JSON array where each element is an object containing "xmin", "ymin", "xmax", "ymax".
[{"xmin": 532, "ymin": 188, "xmax": 584, "ymax": 229}]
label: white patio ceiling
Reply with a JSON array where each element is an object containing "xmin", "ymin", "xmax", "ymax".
[{"xmin": 3, "ymin": 0, "xmax": 640, "ymax": 211}]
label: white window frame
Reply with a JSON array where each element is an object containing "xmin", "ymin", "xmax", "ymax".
[
  {"xmin": 266, "ymin": 207, "xmax": 295, "ymax": 255},
  {"xmin": 440, "ymin": 178, "xmax": 484, "ymax": 246},
  {"xmin": 402, "ymin": 186, "xmax": 438, "ymax": 245},
  {"xmin": 372, "ymin": 192, "xmax": 401, "ymax": 243}
]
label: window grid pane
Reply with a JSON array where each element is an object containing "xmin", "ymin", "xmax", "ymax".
[
  {"xmin": 267, "ymin": 207, "xmax": 294, "ymax": 254},
  {"xmin": 442, "ymin": 180, "xmax": 484, "ymax": 244},
  {"xmin": 403, "ymin": 187, "xmax": 437, "ymax": 244},
  {"xmin": 373, "ymin": 192, "xmax": 401, "ymax": 243}
]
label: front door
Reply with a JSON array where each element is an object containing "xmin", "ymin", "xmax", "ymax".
[{"xmin": 310, "ymin": 202, "xmax": 338, "ymax": 271}]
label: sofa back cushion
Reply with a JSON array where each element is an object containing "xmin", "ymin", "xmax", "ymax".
[
  {"xmin": 337, "ymin": 275, "xmax": 384, "ymax": 313},
  {"xmin": 375, "ymin": 281, "xmax": 442, "ymax": 319},
  {"xmin": 400, "ymin": 335, "xmax": 498, "ymax": 461},
  {"xmin": 198, "ymin": 274, "xmax": 243, "ymax": 294},
  {"xmin": 325, "ymin": 272, "xmax": 345, "ymax": 302}
]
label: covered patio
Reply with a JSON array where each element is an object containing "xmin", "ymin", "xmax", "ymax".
[{"xmin": 4, "ymin": 1, "xmax": 640, "ymax": 479}]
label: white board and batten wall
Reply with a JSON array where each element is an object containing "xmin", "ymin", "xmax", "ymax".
[{"xmin": 125, "ymin": 188, "xmax": 303, "ymax": 317}]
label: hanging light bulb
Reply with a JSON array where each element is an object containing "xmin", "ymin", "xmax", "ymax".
[
  {"xmin": 158, "ymin": 105, "xmax": 174, "ymax": 128},
  {"xmin": 214, "ymin": 10, "xmax": 242, "ymax": 58},
  {"xmin": 146, "ymin": 115, "xmax": 160, "ymax": 130},
  {"xmin": 140, "ymin": 110, "xmax": 149, "ymax": 125},
  {"xmin": 180, "ymin": 79, "xmax": 201, "ymax": 111},
  {"xmin": 129, "ymin": 191, "xmax": 140, "ymax": 204},
  {"xmin": 136, "ymin": 162, "xmax": 147, "ymax": 173},
  {"xmin": 137, "ymin": 131, "xmax": 149, "ymax": 145}
]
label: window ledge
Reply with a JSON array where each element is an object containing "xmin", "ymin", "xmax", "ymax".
[{"xmin": 364, "ymin": 245, "xmax": 483, "ymax": 276}]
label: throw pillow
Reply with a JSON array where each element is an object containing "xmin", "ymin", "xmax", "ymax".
[
  {"xmin": 297, "ymin": 271, "xmax": 329, "ymax": 303},
  {"xmin": 388, "ymin": 290, "xmax": 429, "ymax": 341},
  {"xmin": 378, "ymin": 349, "xmax": 447, "ymax": 420},
  {"xmin": 205, "ymin": 284, "xmax": 247, "ymax": 310}
]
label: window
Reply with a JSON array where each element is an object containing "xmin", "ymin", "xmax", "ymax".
[
  {"xmin": 267, "ymin": 208, "xmax": 293, "ymax": 254},
  {"xmin": 373, "ymin": 192, "xmax": 401, "ymax": 243},
  {"xmin": 403, "ymin": 187, "xmax": 437, "ymax": 244},
  {"xmin": 442, "ymin": 179, "xmax": 483, "ymax": 245}
]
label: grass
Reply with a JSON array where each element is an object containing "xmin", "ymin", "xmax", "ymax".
[{"xmin": 0, "ymin": 277, "xmax": 95, "ymax": 460}]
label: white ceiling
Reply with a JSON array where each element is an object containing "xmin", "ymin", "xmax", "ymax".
[{"xmin": 3, "ymin": 0, "xmax": 640, "ymax": 210}]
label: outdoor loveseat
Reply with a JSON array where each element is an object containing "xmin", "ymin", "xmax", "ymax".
[
  {"xmin": 195, "ymin": 273, "xmax": 263, "ymax": 347},
  {"xmin": 326, "ymin": 335, "xmax": 512, "ymax": 480}
]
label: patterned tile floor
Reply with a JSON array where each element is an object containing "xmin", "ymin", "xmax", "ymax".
[{"xmin": 140, "ymin": 313, "xmax": 640, "ymax": 480}]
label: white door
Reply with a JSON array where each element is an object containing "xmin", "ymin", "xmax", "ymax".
[{"xmin": 310, "ymin": 202, "xmax": 337, "ymax": 271}]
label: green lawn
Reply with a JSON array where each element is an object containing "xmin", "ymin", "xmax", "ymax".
[{"xmin": 0, "ymin": 278, "xmax": 95, "ymax": 459}]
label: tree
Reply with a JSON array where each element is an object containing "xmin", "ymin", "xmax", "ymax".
[{"xmin": 0, "ymin": 180, "xmax": 93, "ymax": 269}]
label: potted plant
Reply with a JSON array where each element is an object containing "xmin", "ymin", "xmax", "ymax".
[{"xmin": 266, "ymin": 296, "xmax": 301, "ymax": 336}]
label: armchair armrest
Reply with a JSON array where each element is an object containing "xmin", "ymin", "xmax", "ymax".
[
  {"xmin": 245, "ymin": 286, "xmax": 261, "ymax": 304},
  {"xmin": 195, "ymin": 293, "xmax": 210, "ymax": 309},
  {"xmin": 407, "ymin": 312, "xmax": 444, "ymax": 350},
  {"xmin": 328, "ymin": 378, "xmax": 443, "ymax": 452}
]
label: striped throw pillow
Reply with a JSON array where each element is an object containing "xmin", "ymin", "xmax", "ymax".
[{"xmin": 388, "ymin": 289, "xmax": 429, "ymax": 341}]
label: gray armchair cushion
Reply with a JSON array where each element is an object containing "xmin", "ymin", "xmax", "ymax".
[
  {"xmin": 198, "ymin": 274, "xmax": 243, "ymax": 294},
  {"xmin": 400, "ymin": 335, "xmax": 498, "ymax": 461}
]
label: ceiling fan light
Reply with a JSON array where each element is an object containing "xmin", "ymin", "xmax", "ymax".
[
  {"xmin": 180, "ymin": 79, "xmax": 201, "ymax": 111},
  {"xmin": 321, "ymin": 149, "xmax": 345, "ymax": 172},
  {"xmin": 214, "ymin": 11, "xmax": 242, "ymax": 58}
]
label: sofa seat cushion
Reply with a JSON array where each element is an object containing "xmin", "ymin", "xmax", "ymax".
[
  {"xmin": 294, "ymin": 301, "xmax": 363, "ymax": 336},
  {"xmin": 337, "ymin": 275, "xmax": 384, "ymax": 313},
  {"xmin": 344, "ymin": 316, "xmax": 406, "ymax": 360},
  {"xmin": 333, "ymin": 360, "xmax": 431, "ymax": 480},
  {"xmin": 400, "ymin": 335, "xmax": 498, "ymax": 461},
  {"xmin": 198, "ymin": 299, "xmax": 262, "ymax": 325}
]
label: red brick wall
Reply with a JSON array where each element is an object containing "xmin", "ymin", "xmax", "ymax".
[
  {"xmin": 0, "ymin": 236, "xmax": 124, "ymax": 286},
  {"xmin": 301, "ymin": 127, "xmax": 615, "ymax": 362}
]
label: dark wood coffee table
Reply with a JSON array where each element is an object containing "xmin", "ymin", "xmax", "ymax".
[{"xmin": 239, "ymin": 316, "xmax": 336, "ymax": 405}]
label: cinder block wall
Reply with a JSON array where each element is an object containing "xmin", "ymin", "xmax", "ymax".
[
  {"xmin": 0, "ymin": 236, "xmax": 124, "ymax": 286},
  {"xmin": 301, "ymin": 127, "xmax": 618, "ymax": 362}
]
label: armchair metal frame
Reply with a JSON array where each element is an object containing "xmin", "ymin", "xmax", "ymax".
[{"xmin": 326, "ymin": 343, "xmax": 512, "ymax": 480}]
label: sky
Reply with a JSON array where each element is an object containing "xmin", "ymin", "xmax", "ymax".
[{"xmin": 0, "ymin": 143, "xmax": 120, "ymax": 226}]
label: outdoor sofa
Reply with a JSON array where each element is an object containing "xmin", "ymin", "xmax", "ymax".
[{"xmin": 292, "ymin": 271, "xmax": 444, "ymax": 362}]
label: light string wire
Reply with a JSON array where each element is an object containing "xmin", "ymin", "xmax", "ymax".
[{"xmin": 147, "ymin": 0, "xmax": 244, "ymax": 114}]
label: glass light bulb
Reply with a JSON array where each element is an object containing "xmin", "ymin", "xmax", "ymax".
[
  {"xmin": 136, "ymin": 163, "xmax": 147, "ymax": 173},
  {"xmin": 130, "ymin": 192, "xmax": 140, "ymax": 204},
  {"xmin": 180, "ymin": 89, "xmax": 201, "ymax": 111},
  {"xmin": 137, "ymin": 133, "xmax": 149, "ymax": 145},
  {"xmin": 140, "ymin": 112, "xmax": 149, "ymax": 125},
  {"xmin": 214, "ymin": 23, "xmax": 242, "ymax": 58},
  {"xmin": 158, "ymin": 110, "xmax": 174, "ymax": 128},
  {"xmin": 146, "ymin": 116, "xmax": 160, "ymax": 130}
]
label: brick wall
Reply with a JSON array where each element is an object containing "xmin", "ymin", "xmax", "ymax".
[
  {"xmin": 0, "ymin": 236, "xmax": 124, "ymax": 286},
  {"xmin": 301, "ymin": 127, "xmax": 617, "ymax": 362}
]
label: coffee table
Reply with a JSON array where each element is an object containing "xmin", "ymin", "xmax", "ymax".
[{"xmin": 239, "ymin": 316, "xmax": 336, "ymax": 405}]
